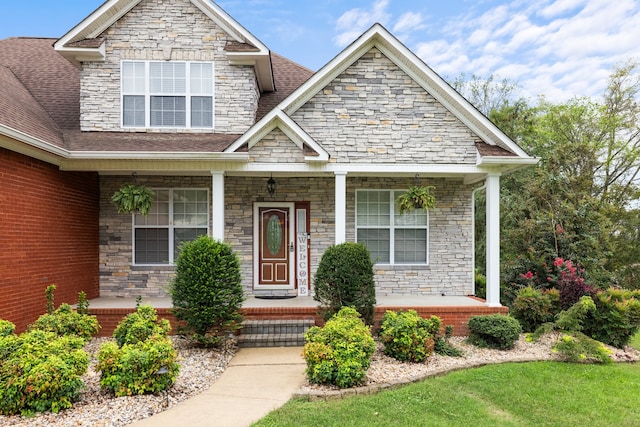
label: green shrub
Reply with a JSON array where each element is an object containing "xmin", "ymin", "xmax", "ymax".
[
  {"xmin": 474, "ymin": 269, "xmax": 487, "ymax": 299},
  {"xmin": 583, "ymin": 288, "xmax": 640, "ymax": 348},
  {"xmin": 29, "ymin": 303, "xmax": 100, "ymax": 341},
  {"xmin": 511, "ymin": 286, "xmax": 561, "ymax": 332},
  {"xmin": 113, "ymin": 305, "xmax": 171, "ymax": 347},
  {"xmin": 313, "ymin": 242, "xmax": 376, "ymax": 324},
  {"xmin": 303, "ymin": 307, "xmax": 376, "ymax": 388},
  {"xmin": 98, "ymin": 306, "xmax": 179, "ymax": 396},
  {"xmin": 552, "ymin": 332, "xmax": 612, "ymax": 364},
  {"xmin": 468, "ymin": 314, "xmax": 522, "ymax": 350},
  {"xmin": 0, "ymin": 319, "xmax": 15, "ymax": 337},
  {"xmin": 0, "ymin": 330, "xmax": 89, "ymax": 415},
  {"xmin": 170, "ymin": 236, "xmax": 243, "ymax": 346},
  {"xmin": 434, "ymin": 324, "xmax": 464, "ymax": 357},
  {"xmin": 379, "ymin": 310, "xmax": 440, "ymax": 362},
  {"xmin": 97, "ymin": 335, "xmax": 179, "ymax": 396}
]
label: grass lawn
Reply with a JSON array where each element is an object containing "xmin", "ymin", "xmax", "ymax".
[
  {"xmin": 254, "ymin": 361, "xmax": 640, "ymax": 427},
  {"xmin": 631, "ymin": 331, "xmax": 640, "ymax": 351}
]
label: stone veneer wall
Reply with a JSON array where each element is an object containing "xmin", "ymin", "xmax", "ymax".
[
  {"xmin": 99, "ymin": 175, "xmax": 211, "ymax": 297},
  {"xmin": 100, "ymin": 174, "xmax": 473, "ymax": 298},
  {"xmin": 292, "ymin": 47, "xmax": 482, "ymax": 164},
  {"xmin": 81, "ymin": 0, "xmax": 259, "ymax": 134},
  {"xmin": 346, "ymin": 177, "xmax": 474, "ymax": 296}
]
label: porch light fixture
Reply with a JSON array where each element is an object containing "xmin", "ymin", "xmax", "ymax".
[{"xmin": 267, "ymin": 174, "xmax": 276, "ymax": 196}]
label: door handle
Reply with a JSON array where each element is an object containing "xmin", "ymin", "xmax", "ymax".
[{"xmin": 289, "ymin": 242, "xmax": 294, "ymax": 252}]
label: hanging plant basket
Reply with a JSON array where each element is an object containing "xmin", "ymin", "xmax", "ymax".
[
  {"xmin": 396, "ymin": 185, "xmax": 436, "ymax": 215},
  {"xmin": 111, "ymin": 183, "xmax": 154, "ymax": 215}
]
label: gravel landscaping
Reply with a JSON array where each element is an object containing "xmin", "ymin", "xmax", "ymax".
[{"xmin": 1, "ymin": 334, "xmax": 638, "ymax": 426}]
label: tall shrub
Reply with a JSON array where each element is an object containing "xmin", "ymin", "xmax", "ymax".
[
  {"xmin": 170, "ymin": 236, "xmax": 243, "ymax": 346},
  {"xmin": 313, "ymin": 242, "xmax": 376, "ymax": 324},
  {"xmin": 583, "ymin": 288, "xmax": 640, "ymax": 348}
]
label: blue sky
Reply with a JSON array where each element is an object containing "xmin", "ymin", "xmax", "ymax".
[{"xmin": 1, "ymin": 0, "xmax": 639, "ymax": 102}]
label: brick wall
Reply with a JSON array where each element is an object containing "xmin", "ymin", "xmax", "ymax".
[{"xmin": 0, "ymin": 148, "xmax": 100, "ymax": 332}]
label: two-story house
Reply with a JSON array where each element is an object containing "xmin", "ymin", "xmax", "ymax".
[{"xmin": 0, "ymin": 0, "xmax": 536, "ymax": 333}]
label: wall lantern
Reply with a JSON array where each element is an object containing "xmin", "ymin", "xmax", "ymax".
[{"xmin": 267, "ymin": 174, "xmax": 276, "ymax": 196}]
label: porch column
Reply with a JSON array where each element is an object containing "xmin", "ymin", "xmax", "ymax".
[
  {"xmin": 485, "ymin": 173, "xmax": 501, "ymax": 307},
  {"xmin": 335, "ymin": 171, "xmax": 347, "ymax": 244},
  {"xmin": 211, "ymin": 171, "xmax": 225, "ymax": 241}
]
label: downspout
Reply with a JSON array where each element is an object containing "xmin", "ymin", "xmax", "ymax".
[{"xmin": 471, "ymin": 182, "xmax": 486, "ymax": 296}]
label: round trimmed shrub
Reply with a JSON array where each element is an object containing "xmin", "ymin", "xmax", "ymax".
[
  {"xmin": 313, "ymin": 242, "xmax": 376, "ymax": 324},
  {"xmin": 170, "ymin": 236, "xmax": 243, "ymax": 346},
  {"xmin": 380, "ymin": 310, "xmax": 440, "ymax": 362},
  {"xmin": 468, "ymin": 314, "xmax": 522, "ymax": 350},
  {"xmin": 303, "ymin": 307, "xmax": 375, "ymax": 388}
]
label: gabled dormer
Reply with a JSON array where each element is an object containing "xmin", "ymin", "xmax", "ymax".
[{"xmin": 54, "ymin": 0, "xmax": 275, "ymax": 134}]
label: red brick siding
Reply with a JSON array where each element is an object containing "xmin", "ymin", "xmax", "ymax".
[{"xmin": 0, "ymin": 148, "xmax": 99, "ymax": 332}]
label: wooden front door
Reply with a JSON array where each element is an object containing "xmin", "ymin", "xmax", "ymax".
[{"xmin": 254, "ymin": 203, "xmax": 295, "ymax": 289}]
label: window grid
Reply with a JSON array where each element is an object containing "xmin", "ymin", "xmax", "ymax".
[
  {"xmin": 121, "ymin": 61, "xmax": 214, "ymax": 129},
  {"xmin": 133, "ymin": 188, "xmax": 209, "ymax": 265},
  {"xmin": 356, "ymin": 190, "xmax": 429, "ymax": 265}
]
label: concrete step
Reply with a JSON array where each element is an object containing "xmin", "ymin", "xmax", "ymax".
[{"xmin": 239, "ymin": 319, "xmax": 315, "ymax": 348}]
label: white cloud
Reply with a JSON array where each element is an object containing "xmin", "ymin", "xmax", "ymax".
[
  {"xmin": 334, "ymin": 0, "xmax": 391, "ymax": 46},
  {"xmin": 393, "ymin": 11, "xmax": 425, "ymax": 34}
]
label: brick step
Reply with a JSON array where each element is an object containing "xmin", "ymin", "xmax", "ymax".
[
  {"xmin": 237, "ymin": 333, "xmax": 307, "ymax": 348},
  {"xmin": 238, "ymin": 319, "xmax": 315, "ymax": 348}
]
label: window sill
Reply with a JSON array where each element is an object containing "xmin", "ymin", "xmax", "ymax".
[
  {"xmin": 131, "ymin": 265, "xmax": 175, "ymax": 271},
  {"xmin": 374, "ymin": 264, "xmax": 430, "ymax": 270}
]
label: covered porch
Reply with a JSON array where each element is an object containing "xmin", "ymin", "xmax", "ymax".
[{"xmin": 87, "ymin": 295, "xmax": 508, "ymax": 337}]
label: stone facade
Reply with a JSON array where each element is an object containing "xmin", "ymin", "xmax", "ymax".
[
  {"xmin": 248, "ymin": 128, "xmax": 306, "ymax": 163},
  {"xmin": 80, "ymin": 0, "xmax": 259, "ymax": 134},
  {"xmin": 292, "ymin": 48, "xmax": 482, "ymax": 164},
  {"xmin": 99, "ymin": 174, "xmax": 473, "ymax": 298}
]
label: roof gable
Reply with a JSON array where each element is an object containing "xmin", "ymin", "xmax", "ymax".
[
  {"xmin": 227, "ymin": 24, "xmax": 534, "ymax": 164},
  {"xmin": 53, "ymin": 0, "xmax": 275, "ymax": 91}
]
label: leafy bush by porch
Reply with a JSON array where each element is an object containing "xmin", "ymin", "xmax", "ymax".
[
  {"xmin": 170, "ymin": 236, "xmax": 244, "ymax": 347},
  {"xmin": 97, "ymin": 305, "xmax": 179, "ymax": 396},
  {"xmin": 303, "ymin": 307, "xmax": 376, "ymax": 389},
  {"xmin": 313, "ymin": 242, "xmax": 376, "ymax": 325},
  {"xmin": 468, "ymin": 314, "xmax": 522, "ymax": 350},
  {"xmin": 28, "ymin": 285, "xmax": 100, "ymax": 341},
  {"xmin": 0, "ymin": 330, "xmax": 89, "ymax": 416},
  {"xmin": 379, "ymin": 310, "xmax": 440, "ymax": 362}
]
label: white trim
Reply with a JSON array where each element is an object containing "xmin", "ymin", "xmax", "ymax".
[
  {"xmin": 485, "ymin": 174, "xmax": 501, "ymax": 307},
  {"xmin": 0, "ymin": 125, "xmax": 69, "ymax": 158},
  {"xmin": 211, "ymin": 172, "xmax": 225, "ymax": 240},
  {"xmin": 253, "ymin": 202, "xmax": 296, "ymax": 290},
  {"xmin": 224, "ymin": 110, "xmax": 330, "ymax": 162},
  {"xmin": 335, "ymin": 172, "xmax": 347, "ymax": 244}
]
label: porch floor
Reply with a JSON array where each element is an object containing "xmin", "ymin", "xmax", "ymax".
[{"xmin": 87, "ymin": 294, "xmax": 487, "ymax": 309}]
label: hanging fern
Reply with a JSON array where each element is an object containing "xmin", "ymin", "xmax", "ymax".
[
  {"xmin": 111, "ymin": 184, "xmax": 154, "ymax": 215},
  {"xmin": 396, "ymin": 185, "xmax": 436, "ymax": 215}
]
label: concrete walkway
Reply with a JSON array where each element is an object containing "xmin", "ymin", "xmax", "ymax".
[{"xmin": 128, "ymin": 347, "xmax": 306, "ymax": 427}]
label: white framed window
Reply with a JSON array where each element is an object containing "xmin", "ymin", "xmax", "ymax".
[
  {"xmin": 122, "ymin": 61, "xmax": 214, "ymax": 129},
  {"xmin": 133, "ymin": 189, "xmax": 209, "ymax": 265},
  {"xmin": 355, "ymin": 190, "xmax": 428, "ymax": 265}
]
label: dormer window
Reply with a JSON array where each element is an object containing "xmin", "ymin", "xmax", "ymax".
[{"xmin": 121, "ymin": 61, "xmax": 214, "ymax": 129}]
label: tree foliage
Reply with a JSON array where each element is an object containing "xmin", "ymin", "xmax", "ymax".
[{"xmin": 466, "ymin": 61, "xmax": 640, "ymax": 291}]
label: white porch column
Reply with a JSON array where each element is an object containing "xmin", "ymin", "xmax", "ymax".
[
  {"xmin": 211, "ymin": 171, "xmax": 225, "ymax": 241},
  {"xmin": 335, "ymin": 171, "xmax": 347, "ymax": 244},
  {"xmin": 485, "ymin": 173, "xmax": 501, "ymax": 307}
]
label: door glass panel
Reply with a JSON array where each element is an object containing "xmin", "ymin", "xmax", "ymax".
[{"xmin": 266, "ymin": 214, "xmax": 283, "ymax": 255}]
